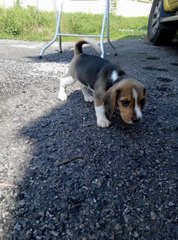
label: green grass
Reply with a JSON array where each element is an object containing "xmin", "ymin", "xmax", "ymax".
[{"xmin": 0, "ymin": 6, "xmax": 148, "ymax": 41}]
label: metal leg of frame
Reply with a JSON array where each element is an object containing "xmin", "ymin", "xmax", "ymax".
[
  {"xmin": 100, "ymin": 0, "xmax": 108, "ymax": 58},
  {"xmin": 106, "ymin": 0, "xmax": 118, "ymax": 56},
  {"xmin": 39, "ymin": 36, "xmax": 58, "ymax": 59},
  {"xmin": 39, "ymin": 0, "xmax": 63, "ymax": 58},
  {"xmin": 59, "ymin": 33, "xmax": 62, "ymax": 53},
  {"xmin": 39, "ymin": 0, "xmax": 117, "ymax": 58},
  {"xmin": 58, "ymin": 1, "xmax": 63, "ymax": 53}
]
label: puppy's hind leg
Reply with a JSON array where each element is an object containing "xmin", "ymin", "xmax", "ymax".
[
  {"xmin": 58, "ymin": 76, "xmax": 75, "ymax": 101},
  {"xmin": 81, "ymin": 85, "xmax": 94, "ymax": 102}
]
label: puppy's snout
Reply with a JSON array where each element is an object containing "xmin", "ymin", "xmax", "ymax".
[
  {"xmin": 133, "ymin": 105, "xmax": 142, "ymax": 123},
  {"xmin": 132, "ymin": 117, "xmax": 141, "ymax": 123},
  {"xmin": 132, "ymin": 111, "xmax": 142, "ymax": 123}
]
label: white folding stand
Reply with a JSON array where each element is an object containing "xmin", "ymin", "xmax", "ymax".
[{"xmin": 39, "ymin": 0, "xmax": 117, "ymax": 58}]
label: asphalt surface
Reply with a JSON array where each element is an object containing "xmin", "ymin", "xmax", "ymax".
[{"xmin": 0, "ymin": 38, "xmax": 178, "ymax": 240}]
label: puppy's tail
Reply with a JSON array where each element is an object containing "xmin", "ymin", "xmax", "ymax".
[{"xmin": 74, "ymin": 39, "xmax": 101, "ymax": 56}]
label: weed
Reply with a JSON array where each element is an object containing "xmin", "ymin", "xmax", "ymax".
[{"xmin": 0, "ymin": 6, "xmax": 148, "ymax": 41}]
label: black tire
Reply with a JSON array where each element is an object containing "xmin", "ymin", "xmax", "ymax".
[{"xmin": 148, "ymin": 0, "xmax": 177, "ymax": 45}]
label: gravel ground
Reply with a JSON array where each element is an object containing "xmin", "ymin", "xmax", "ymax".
[{"xmin": 0, "ymin": 38, "xmax": 178, "ymax": 240}]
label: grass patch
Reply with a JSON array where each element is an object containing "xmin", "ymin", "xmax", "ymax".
[{"xmin": 0, "ymin": 6, "xmax": 148, "ymax": 41}]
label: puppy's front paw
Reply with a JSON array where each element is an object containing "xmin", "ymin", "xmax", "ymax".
[
  {"xmin": 58, "ymin": 91, "xmax": 67, "ymax": 101},
  {"xmin": 97, "ymin": 118, "xmax": 110, "ymax": 128}
]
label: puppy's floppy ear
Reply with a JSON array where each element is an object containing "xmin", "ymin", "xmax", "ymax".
[
  {"xmin": 143, "ymin": 87, "xmax": 147, "ymax": 99},
  {"xmin": 104, "ymin": 87, "xmax": 120, "ymax": 115},
  {"xmin": 140, "ymin": 87, "xmax": 147, "ymax": 109}
]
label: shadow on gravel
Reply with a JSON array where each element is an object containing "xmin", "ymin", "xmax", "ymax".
[
  {"xmin": 27, "ymin": 44, "xmax": 100, "ymax": 64},
  {"xmin": 7, "ymin": 89, "xmax": 178, "ymax": 239},
  {"xmin": 27, "ymin": 38, "xmax": 178, "ymax": 66},
  {"xmin": 27, "ymin": 49, "xmax": 73, "ymax": 64},
  {"xmin": 5, "ymin": 39, "xmax": 178, "ymax": 239}
]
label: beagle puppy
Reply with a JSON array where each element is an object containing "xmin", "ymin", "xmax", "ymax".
[{"xmin": 58, "ymin": 39, "xmax": 146, "ymax": 128}]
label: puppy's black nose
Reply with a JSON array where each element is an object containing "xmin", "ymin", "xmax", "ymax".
[{"xmin": 132, "ymin": 118, "xmax": 141, "ymax": 123}]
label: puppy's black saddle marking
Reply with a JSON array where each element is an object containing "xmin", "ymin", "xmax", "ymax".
[{"xmin": 68, "ymin": 54, "xmax": 127, "ymax": 91}]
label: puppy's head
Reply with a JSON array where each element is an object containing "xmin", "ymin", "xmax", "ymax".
[{"xmin": 104, "ymin": 79, "xmax": 147, "ymax": 124}]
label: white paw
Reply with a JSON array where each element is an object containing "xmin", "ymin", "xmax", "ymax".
[
  {"xmin": 97, "ymin": 118, "xmax": 110, "ymax": 128},
  {"xmin": 84, "ymin": 95, "xmax": 94, "ymax": 102},
  {"xmin": 58, "ymin": 91, "xmax": 67, "ymax": 101}
]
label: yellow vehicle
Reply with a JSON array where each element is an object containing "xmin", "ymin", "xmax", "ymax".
[{"xmin": 148, "ymin": 0, "xmax": 178, "ymax": 45}]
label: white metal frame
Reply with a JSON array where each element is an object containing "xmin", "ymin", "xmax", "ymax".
[{"xmin": 39, "ymin": 0, "xmax": 117, "ymax": 58}]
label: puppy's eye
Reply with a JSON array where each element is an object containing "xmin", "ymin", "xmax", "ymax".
[{"xmin": 120, "ymin": 99, "xmax": 130, "ymax": 107}]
